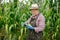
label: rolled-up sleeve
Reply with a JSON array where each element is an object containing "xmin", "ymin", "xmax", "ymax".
[{"xmin": 35, "ymin": 14, "xmax": 45, "ymax": 33}]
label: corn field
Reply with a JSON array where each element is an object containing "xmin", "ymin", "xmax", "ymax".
[{"xmin": 0, "ymin": 0, "xmax": 60, "ymax": 40}]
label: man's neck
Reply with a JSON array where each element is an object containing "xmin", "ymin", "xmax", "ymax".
[{"xmin": 33, "ymin": 13, "xmax": 39, "ymax": 16}]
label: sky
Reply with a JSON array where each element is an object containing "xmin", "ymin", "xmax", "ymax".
[
  {"xmin": 1, "ymin": 0, "xmax": 29, "ymax": 3},
  {"xmin": 1, "ymin": 0, "xmax": 30, "ymax": 5}
]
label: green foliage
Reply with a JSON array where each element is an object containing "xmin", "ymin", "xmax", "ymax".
[{"xmin": 0, "ymin": 0, "xmax": 60, "ymax": 40}]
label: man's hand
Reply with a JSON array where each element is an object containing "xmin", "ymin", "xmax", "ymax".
[
  {"xmin": 22, "ymin": 23, "xmax": 27, "ymax": 27},
  {"xmin": 26, "ymin": 25, "xmax": 34, "ymax": 30},
  {"xmin": 22, "ymin": 23, "xmax": 34, "ymax": 30},
  {"xmin": 34, "ymin": 28, "xmax": 39, "ymax": 33}
]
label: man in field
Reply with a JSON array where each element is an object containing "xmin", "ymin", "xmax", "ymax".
[{"xmin": 23, "ymin": 3, "xmax": 45, "ymax": 40}]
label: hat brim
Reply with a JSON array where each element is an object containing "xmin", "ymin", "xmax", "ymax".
[{"xmin": 30, "ymin": 7, "xmax": 38, "ymax": 10}]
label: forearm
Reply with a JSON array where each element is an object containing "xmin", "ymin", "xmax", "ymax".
[
  {"xmin": 34, "ymin": 26, "xmax": 45, "ymax": 33},
  {"xmin": 34, "ymin": 21, "xmax": 45, "ymax": 33}
]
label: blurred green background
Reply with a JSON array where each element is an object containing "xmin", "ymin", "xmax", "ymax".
[{"xmin": 0, "ymin": 0, "xmax": 60, "ymax": 40}]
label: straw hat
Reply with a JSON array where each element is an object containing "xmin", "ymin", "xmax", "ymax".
[{"xmin": 30, "ymin": 4, "xmax": 39, "ymax": 10}]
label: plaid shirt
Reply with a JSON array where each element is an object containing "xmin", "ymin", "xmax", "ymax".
[{"xmin": 25, "ymin": 13, "xmax": 45, "ymax": 32}]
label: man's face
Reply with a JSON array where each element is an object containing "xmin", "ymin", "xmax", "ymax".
[{"xmin": 31, "ymin": 9, "xmax": 38, "ymax": 15}]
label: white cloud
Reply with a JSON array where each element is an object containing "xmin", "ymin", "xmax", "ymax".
[
  {"xmin": 1, "ymin": 0, "xmax": 30, "ymax": 5},
  {"xmin": 25, "ymin": 0, "xmax": 28, "ymax": 1},
  {"xmin": 23, "ymin": 1, "xmax": 26, "ymax": 4},
  {"xmin": 1, "ymin": 0, "xmax": 9, "ymax": 3},
  {"xmin": 19, "ymin": 0, "xmax": 23, "ymax": 2}
]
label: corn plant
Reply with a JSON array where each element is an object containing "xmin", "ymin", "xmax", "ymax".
[{"xmin": 0, "ymin": 0, "xmax": 60, "ymax": 40}]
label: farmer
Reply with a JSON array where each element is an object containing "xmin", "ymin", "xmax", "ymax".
[{"xmin": 23, "ymin": 3, "xmax": 45, "ymax": 40}]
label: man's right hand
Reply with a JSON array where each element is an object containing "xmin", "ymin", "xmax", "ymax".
[
  {"xmin": 22, "ymin": 23, "xmax": 34, "ymax": 30},
  {"xmin": 22, "ymin": 23, "xmax": 27, "ymax": 27}
]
